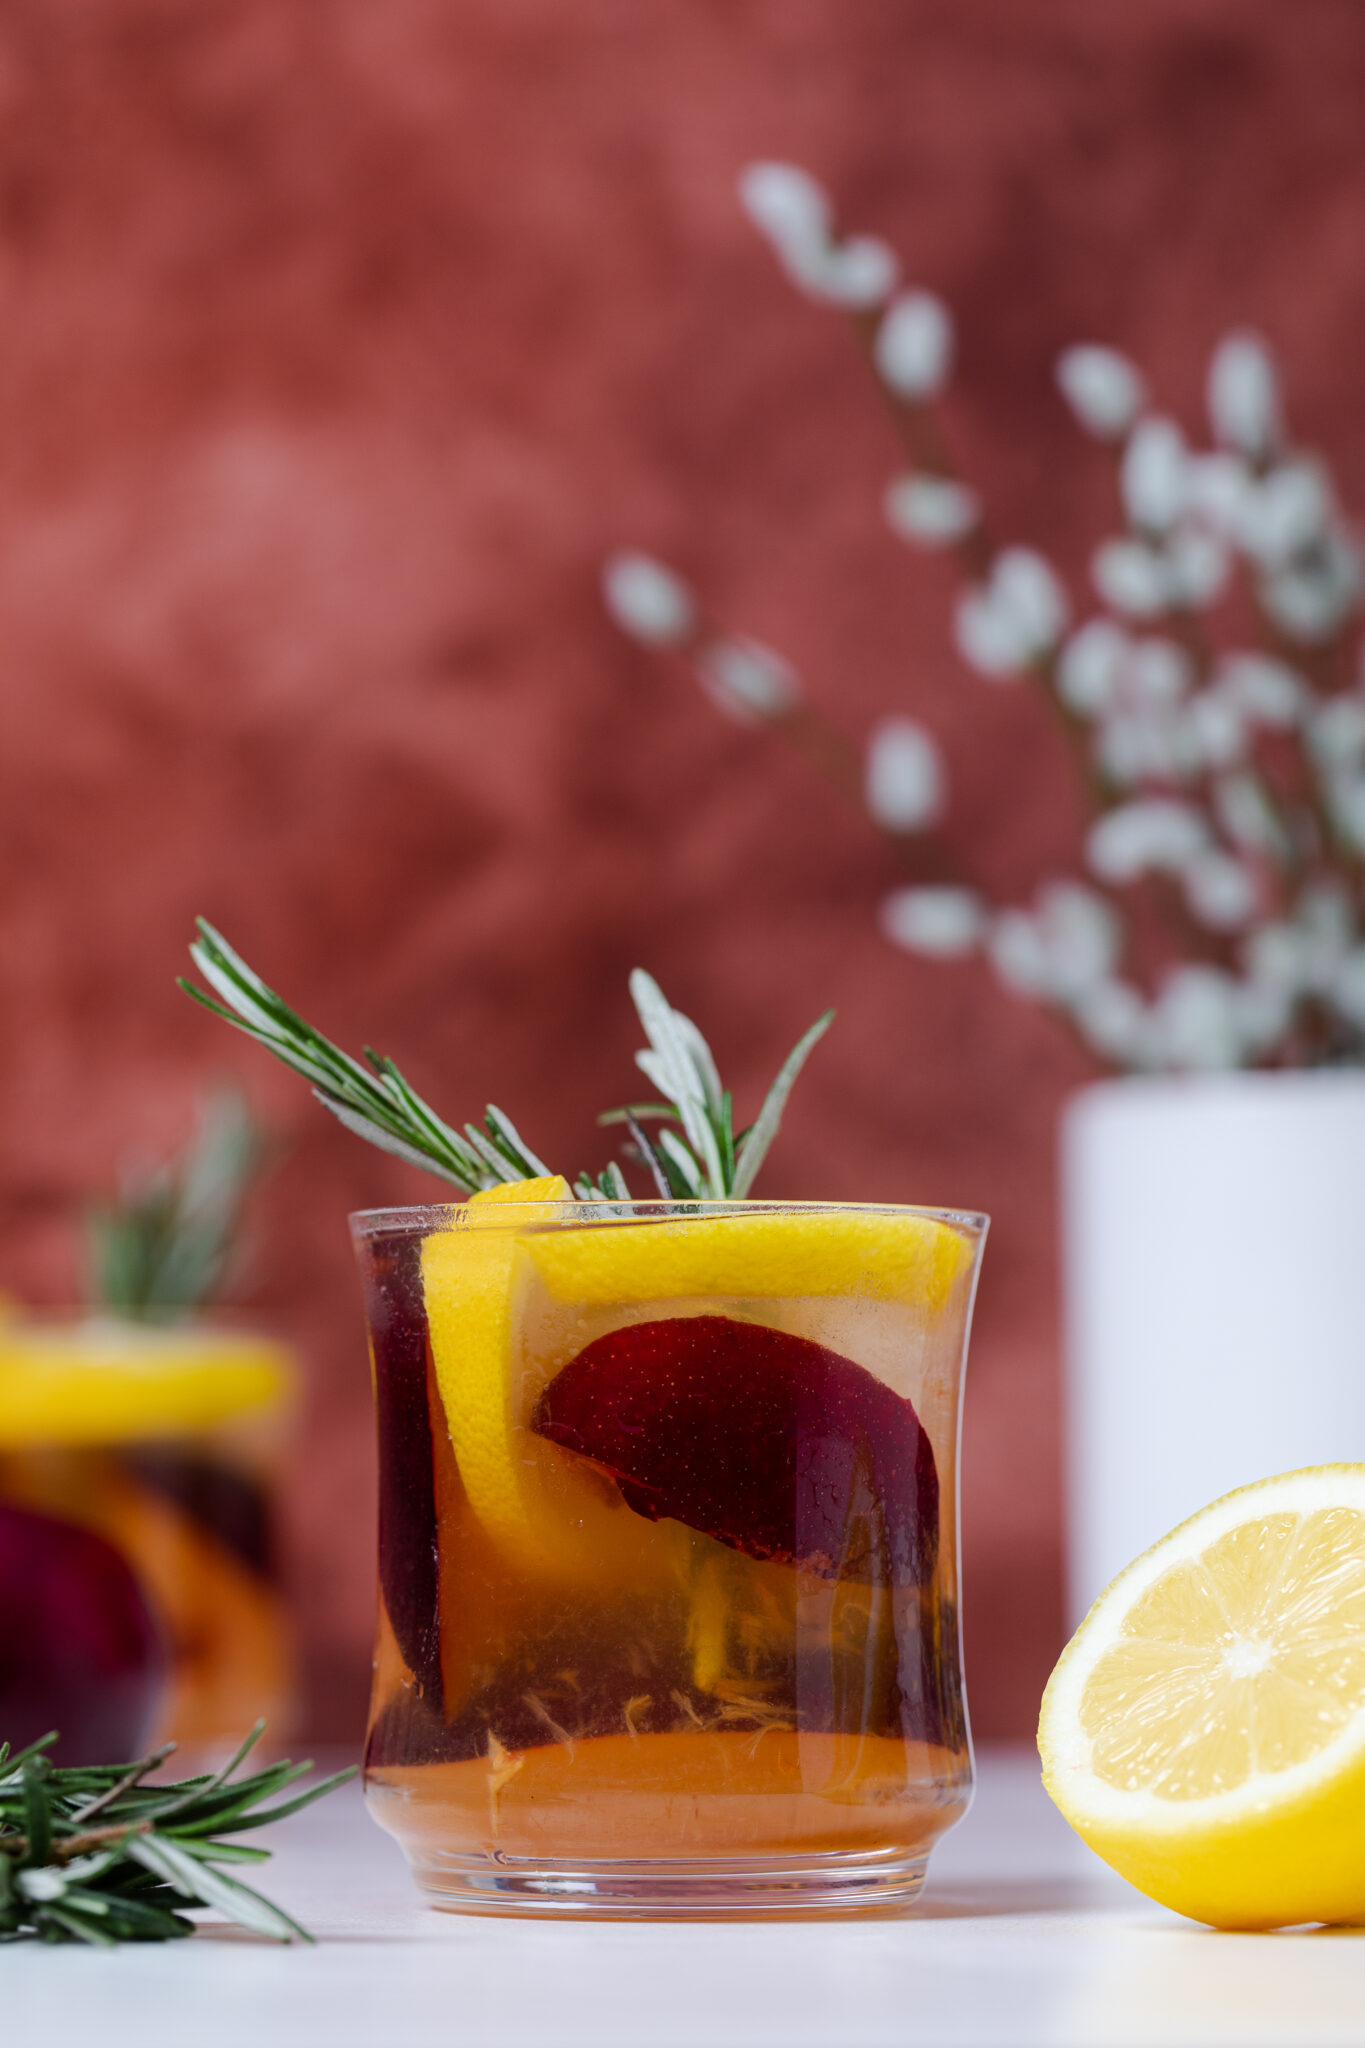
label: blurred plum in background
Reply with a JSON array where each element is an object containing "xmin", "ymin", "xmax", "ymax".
[{"xmin": 0, "ymin": 1502, "xmax": 166, "ymax": 1765}]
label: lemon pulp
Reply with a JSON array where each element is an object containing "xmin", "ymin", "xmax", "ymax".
[{"xmin": 1040, "ymin": 1465, "xmax": 1365, "ymax": 1928}]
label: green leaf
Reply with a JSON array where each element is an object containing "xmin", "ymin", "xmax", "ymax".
[
  {"xmin": 129, "ymin": 1836, "xmax": 310, "ymax": 1944},
  {"xmin": 21, "ymin": 1762, "xmax": 51, "ymax": 1865},
  {"xmin": 731, "ymin": 1009, "xmax": 834, "ymax": 1198},
  {"xmin": 627, "ymin": 971, "xmax": 726, "ymax": 1193}
]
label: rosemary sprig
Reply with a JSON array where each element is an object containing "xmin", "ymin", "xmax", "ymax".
[
  {"xmin": 601, "ymin": 971, "xmax": 833, "ymax": 1199},
  {"xmin": 0, "ymin": 1723, "xmax": 355, "ymax": 1946},
  {"xmin": 85, "ymin": 1087, "xmax": 263, "ymax": 1320},
  {"xmin": 180, "ymin": 926, "xmax": 832, "ymax": 1201},
  {"xmin": 179, "ymin": 921, "xmax": 551, "ymax": 1194}
]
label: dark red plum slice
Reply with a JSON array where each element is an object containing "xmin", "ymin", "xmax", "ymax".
[
  {"xmin": 356, "ymin": 1229, "xmax": 443, "ymax": 1708},
  {"xmin": 0, "ymin": 1502, "xmax": 167, "ymax": 1764},
  {"xmin": 531, "ymin": 1315, "xmax": 939, "ymax": 1588}
]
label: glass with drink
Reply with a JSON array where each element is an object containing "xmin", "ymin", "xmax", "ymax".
[{"xmin": 354, "ymin": 1193, "xmax": 985, "ymax": 1917}]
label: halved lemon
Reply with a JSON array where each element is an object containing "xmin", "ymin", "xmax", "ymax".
[{"xmin": 1039, "ymin": 1465, "xmax": 1365, "ymax": 1929}]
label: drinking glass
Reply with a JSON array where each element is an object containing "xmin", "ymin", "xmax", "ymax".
[
  {"xmin": 0, "ymin": 1312, "xmax": 298, "ymax": 1762},
  {"xmin": 353, "ymin": 1198, "xmax": 986, "ymax": 1917}
]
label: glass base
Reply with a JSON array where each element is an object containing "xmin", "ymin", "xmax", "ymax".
[{"xmin": 407, "ymin": 1845, "xmax": 934, "ymax": 1919}]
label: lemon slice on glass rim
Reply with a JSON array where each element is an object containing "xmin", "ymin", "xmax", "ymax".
[{"xmin": 1039, "ymin": 1464, "xmax": 1365, "ymax": 1930}]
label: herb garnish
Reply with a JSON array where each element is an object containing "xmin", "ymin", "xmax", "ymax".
[
  {"xmin": 0, "ymin": 1722, "xmax": 354, "ymax": 1945},
  {"xmin": 180, "ymin": 923, "xmax": 831, "ymax": 1201}
]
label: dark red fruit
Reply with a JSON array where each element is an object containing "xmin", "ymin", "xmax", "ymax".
[
  {"xmin": 357, "ymin": 1229, "xmax": 443, "ymax": 1707},
  {"xmin": 0, "ymin": 1502, "xmax": 167, "ymax": 1764},
  {"xmin": 532, "ymin": 1315, "xmax": 939, "ymax": 1587}
]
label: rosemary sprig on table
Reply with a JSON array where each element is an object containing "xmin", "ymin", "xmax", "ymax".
[
  {"xmin": 0, "ymin": 1723, "xmax": 354, "ymax": 1946},
  {"xmin": 180, "ymin": 923, "xmax": 831, "ymax": 1201}
]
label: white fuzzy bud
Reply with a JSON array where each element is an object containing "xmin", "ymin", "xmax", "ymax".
[
  {"xmin": 697, "ymin": 637, "xmax": 800, "ymax": 722},
  {"xmin": 1182, "ymin": 691, "xmax": 1245, "ymax": 771},
  {"xmin": 1213, "ymin": 772, "xmax": 1289, "ymax": 858},
  {"xmin": 1087, "ymin": 799, "xmax": 1209, "ymax": 882},
  {"xmin": 1073, "ymin": 978, "xmax": 1152, "ymax": 1066},
  {"xmin": 602, "ymin": 552, "xmax": 696, "ymax": 645},
  {"xmin": 1208, "ymin": 332, "xmax": 1282, "ymax": 461},
  {"xmin": 1329, "ymin": 773, "xmax": 1365, "ymax": 854},
  {"xmin": 738, "ymin": 163, "xmax": 831, "ymax": 260},
  {"xmin": 987, "ymin": 883, "xmax": 1120, "ymax": 1002},
  {"xmin": 1128, "ymin": 637, "xmax": 1191, "ymax": 707},
  {"xmin": 1055, "ymin": 346, "xmax": 1146, "ymax": 439},
  {"xmin": 1237, "ymin": 460, "xmax": 1331, "ymax": 567},
  {"xmin": 864, "ymin": 717, "xmax": 944, "ymax": 831},
  {"xmin": 1307, "ymin": 696, "xmax": 1365, "ymax": 768},
  {"xmin": 994, "ymin": 549, "xmax": 1070, "ymax": 649},
  {"xmin": 1261, "ymin": 531, "xmax": 1362, "ymax": 645},
  {"xmin": 875, "ymin": 292, "xmax": 953, "ymax": 399},
  {"xmin": 1152, "ymin": 966, "xmax": 1245, "ymax": 1071},
  {"xmin": 955, "ymin": 587, "xmax": 1029, "ymax": 678},
  {"xmin": 809, "ymin": 236, "xmax": 900, "ymax": 308},
  {"xmin": 737, "ymin": 163, "xmax": 897, "ymax": 307},
  {"xmin": 880, "ymin": 886, "xmax": 985, "ymax": 957},
  {"xmin": 1183, "ymin": 850, "xmax": 1259, "ymax": 931},
  {"xmin": 1095, "ymin": 709, "xmax": 1200, "ymax": 787},
  {"xmin": 883, "ymin": 473, "xmax": 979, "ymax": 547},
  {"xmin": 1165, "ymin": 524, "xmax": 1230, "ymax": 607},
  {"xmin": 1245, "ymin": 921, "xmax": 1309, "ymax": 998},
  {"xmin": 1121, "ymin": 417, "xmax": 1187, "ymax": 533},
  {"xmin": 955, "ymin": 549, "xmax": 1068, "ymax": 679},
  {"xmin": 1035, "ymin": 881, "xmax": 1122, "ymax": 995},
  {"xmin": 987, "ymin": 911, "xmax": 1051, "ymax": 996},
  {"xmin": 1184, "ymin": 452, "xmax": 1253, "ymax": 533},
  {"xmin": 1091, "ymin": 538, "xmax": 1172, "ymax": 617},
  {"xmin": 1056, "ymin": 620, "xmax": 1129, "ymax": 716},
  {"xmin": 1215, "ymin": 654, "xmax": 1305, "ymax": 728}
]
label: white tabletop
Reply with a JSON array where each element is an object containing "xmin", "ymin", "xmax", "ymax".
[{"xmin": 8, "ymin": 1749, "xmax": 1364, "ymax": 2047}]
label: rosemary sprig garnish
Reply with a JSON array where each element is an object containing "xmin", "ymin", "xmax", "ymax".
[
  {"xmin": 602, "ymin": 971, "xmax": 833, "ymax": 1199},
  {"xmin": 180, "ymin": 925, "xmax": 832, "ymax": 1201},
  {"xmin": 0, "ymin": 1723, "xmax": 354, "ymax": 1945},
  {"xmin": 179, "ymin": 922, "xmax": 551, "ymax": 1194},
  {"xmin": 86, "ymin": 1086, "xmax": 263, "ymax": 1320}
]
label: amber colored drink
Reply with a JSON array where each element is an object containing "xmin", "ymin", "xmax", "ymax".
[
  {"xmin": 353, "ymin": 1199, "xmax": 986, "ymax": 1917},
  {"xmin": 0, "ymin": 1316, "xmax": 297, "ymax": 1760}
]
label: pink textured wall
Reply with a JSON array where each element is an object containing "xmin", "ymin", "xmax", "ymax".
[{"xmin": 1, "ymin": 0, "xmax": 1363, "ymax": 1739}]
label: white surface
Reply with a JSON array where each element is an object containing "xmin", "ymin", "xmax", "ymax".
[
  {"xmin": 1061, "ymin": 1071, "xmax": 1365, "ymax": 1620},
  {"xmin": 9, "ymin": 1749, "xmax": 1365, "ymax": 2047}
]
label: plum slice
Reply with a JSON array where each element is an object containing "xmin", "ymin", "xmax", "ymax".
[
  {"xmin": 531, "ymin": 1315, "xmax": 938, "ymax": 1588},
  {"xmin": 358, "ymin": 1229, "xmax": 443, "ymax": 1707},
  {"xmin": 0, "ymin": 1502, "xmax": 166, "ymax": 1764}
]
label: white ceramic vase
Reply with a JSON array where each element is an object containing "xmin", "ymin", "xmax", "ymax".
[{"xmin": 1061, "ymin": 1069, "xmax": 1365, "ymax": 1624}]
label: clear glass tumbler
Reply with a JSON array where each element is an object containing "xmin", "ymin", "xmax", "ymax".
[
  {"xmin": 0, "ymin": 1313, "xmax": 299, "ymax": 1763},
  {"xmin": 352, "ymin": 1197, "xmax": 987, "ymax": 1917}
]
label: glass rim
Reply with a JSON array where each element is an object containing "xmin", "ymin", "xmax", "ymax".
[{"xmin": 349, "ymin": 1197, "xmax": 989, "ymax": 1240}]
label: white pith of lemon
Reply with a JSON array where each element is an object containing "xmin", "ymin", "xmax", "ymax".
[{"xmin": 1039, "ymin": 1464, "xmax": 1365, "ymax": 1929}]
